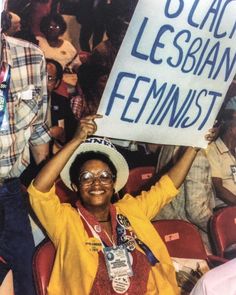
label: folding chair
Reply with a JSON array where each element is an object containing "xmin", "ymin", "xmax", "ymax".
[
  {"xmin": 209, "ymin": 206, "xmax": 236, "ymax": 259},
  {"xmin": 122, "ymin": 166, "xmax": 155, "ymax": 196},
  {"xmin": 32, "ymin": 239, "xmax": 56, "ymax": 295}
]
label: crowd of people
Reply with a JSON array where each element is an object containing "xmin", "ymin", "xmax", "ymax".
[{"xmin": 0, "ymin": 0, "xmax": 236, "ymax": 294}]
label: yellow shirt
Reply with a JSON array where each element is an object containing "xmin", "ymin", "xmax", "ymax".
[{"xmin": 28, "ymin": 175, "xmax": 180, "ymax": 295}]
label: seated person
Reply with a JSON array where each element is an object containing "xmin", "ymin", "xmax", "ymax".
[
  {"xmin": 37, "ymin": 13, "xmax": 81, "ymax": 71},
  {"xmin": 190, "ymin": 258, "xmax": 236, "ymax": 295},
  {"xmin": 207, "ymin": 96, "xmax": 236, "ymax": 207},
  {"xmin": 46, "ymin": 58, "xmax": 77, "ymax": 153},
  {"xmin": 153, "ymin": 145, "xmax": 215, "ymax": 253},
  {"xmin": 71, "ymin": 63, "xmax": 110, "ymax": 119},
  {"xmin": 28, "ymin": 114, "xmax": 200, "ymax": 295}
]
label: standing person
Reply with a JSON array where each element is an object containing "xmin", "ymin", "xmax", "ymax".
[
  {"xmin": 0, "ymin": 6, "xmax": 50, "ymax": 295},
  {"xmin": 28, "ymin": 114, "xmax": 201, "ymax": 295},
  {"xmin": 31, "ymin": 0, "xmax": 53, "ymax": 37},
  {"xmin": 76, "ymin": 0, "xmax": 107, "ymax": 52}
]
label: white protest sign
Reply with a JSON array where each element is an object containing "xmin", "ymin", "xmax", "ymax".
[{"xmin": 96, "ymin": 0, "xmax": 236, "ymax": 148}]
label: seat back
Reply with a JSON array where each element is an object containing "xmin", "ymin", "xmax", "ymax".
[
  {"xmin": 152, "ymin": 219, "xmax": 208, "ymax": 260},
  {"xmin": 209, "ymin": 206, "xmax": 236, "ymax": 259},
  {"xmin": 122, "ymin": 166, "xmax": 155, "ymax": 196},
  {"xmin": 55, "ymin": 178, "xmax": 77, "ymax": 205},
  {"xmin": 33, "ymin": 239, "xmax": 56, "ymax": 295}
]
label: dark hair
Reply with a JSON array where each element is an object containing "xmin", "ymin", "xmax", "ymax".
[
  {"xmin": 40, "ymin": 13, "xmax": 67, "ymax": 36},
  {"xmin": 46, "ymin": 58, "xmax": 63, "ymax": 82},
  {"xmin": 77, "ymin": 63, "xmax": 109, "ymax": 97},
  {"xmin": 69, "ymin": 151, "xmax": 117, "ymax": 188},
  {"xmin": 106, "ymin": 16, "xmax": 129, "ymax": 42},
  {"xmin": 219, "ymin": 109, "xmax": 236, "ymax": 136},
  {"xmin": 1, "ymin": 11, "xmax": 11, "ymax": 33}
]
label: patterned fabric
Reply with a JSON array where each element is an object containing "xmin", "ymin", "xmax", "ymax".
[
  {"xmin": 154, "ymin": 146, "xmax": 215, "ymax": 251},
  {"xmin": 70, "ymin": 93, "xmax": 85, "ymax": 120},
  {"xmin": 0, "ymin": 35, "xmax": 50, "ymax": 178}
]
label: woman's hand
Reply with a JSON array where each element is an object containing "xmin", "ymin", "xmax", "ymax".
[
  {"xmin": 205, "ymin": 126, "xmax": 219, "ymax": 143},
  {"xmin": 75, "ymin": 114, "xmax": 103, "ymax": 142},
  {"xmin": 33, "ymin": 114, "xmax": 102, "ymax": 192}
]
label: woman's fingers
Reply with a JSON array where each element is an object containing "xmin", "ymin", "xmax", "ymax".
[{"xmin": 76, "ymin": 114, "xmax": 103, "ymax": 139}]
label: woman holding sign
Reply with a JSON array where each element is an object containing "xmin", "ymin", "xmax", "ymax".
[{"xmin": 28, "ymin": 114, "xmax": 200, "ymax": 295}]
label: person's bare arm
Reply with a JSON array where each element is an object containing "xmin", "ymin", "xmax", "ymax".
[
  {"xmin": 167, "ymin": 147, "xmax": 199, "ymax": 189},
  {"xmin": 212, "ymin": 177, "xmax": 236, "ymax": 205},
  {"xmin": 33, "ymin": 115, "xmax": 102, "ymax": 192},
  {"xmin": 30, "ymin": 142, "xmax": 49, "ymax": 165},
  {"xmin": 0, "ymin": 270, "xmax": 14, "ymax": 295}
]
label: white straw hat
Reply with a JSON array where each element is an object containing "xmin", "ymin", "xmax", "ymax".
[{"xmin": 60, "ymin": 137, "xmax": 129, "ymax": 192}]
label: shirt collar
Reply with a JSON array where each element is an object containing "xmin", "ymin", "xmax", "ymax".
[
  {"xmin": 215, "ymin": 137, "xmax": 229, "ymax": 154},
  {"xmin": 1, "ymin": 34, "xmax": 13, "ymax": 67}
]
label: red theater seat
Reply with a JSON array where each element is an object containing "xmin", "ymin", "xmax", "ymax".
[
  {"xmin": 122, "ymin": 166, "xmax": 155, "ymax": 196},
  {"xmin": 33, "ymin": 239, "xmax": 55, "ymax": 295},
  {"xmin": 209, "ymin": 206, "xmax": 236, "ymax": 259}
]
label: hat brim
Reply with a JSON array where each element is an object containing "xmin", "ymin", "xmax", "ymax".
[{"xmin": 60, "ymin": 141, "xmax": 129, "ymax": 193}]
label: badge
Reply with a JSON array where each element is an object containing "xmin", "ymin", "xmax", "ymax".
[
  {"xmin": 112, "ymin": 276, "xmax": 130, "ymax": 294},
  {"xmin": 94, "ymin": 224, "xmax": 102, "ymax": 233},
  {"xmin": 123, "ymin": 235, "xmax": 136, "ymax": 252},
  {"xmin": 104, "ymin": 245, "xmax": 133, "ymax": 280},
  {"xmin": 230, "ymin": 165, "xmax": 236, "ymax": 183},
  {"xmin": 117, "ymin": 214, "xmax": 131, "ymax": 229},
  {"xmin": 117, "ymin": 225, "xmax": 126, "ymax": 236},
  {"xmin": 85, "ymin": 237, "xmax": 102, "ymax": 252}
]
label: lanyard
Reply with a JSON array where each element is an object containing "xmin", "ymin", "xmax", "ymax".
[
  {"xmin": 77, "ymin": 208, "xmax": 115, "ymax": 249},
  {"xmin": 77, "ymin": 205, "xmax": 159, "ymax": 266}
]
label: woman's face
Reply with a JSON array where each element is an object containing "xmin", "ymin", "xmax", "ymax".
[
  {"xmin": 77, "ymin": 160, "xmax": 115, "ymax": 211},
  {"xmin": 46, "ymin": 20, "xmax": 61, "ymax": 40}
]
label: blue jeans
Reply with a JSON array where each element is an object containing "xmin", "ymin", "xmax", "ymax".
[{"xmin": 0, "ymin": 178, "xmax": 36, "ymax": 295}]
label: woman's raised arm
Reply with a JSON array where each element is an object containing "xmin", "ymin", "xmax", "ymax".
[
  {"xmin": 167, "ymin": 147, "xmax": 200, "ymax": 189},
  {"xmin": 33, "ymin": 114, "xmax": 102, "ymax": 192}
]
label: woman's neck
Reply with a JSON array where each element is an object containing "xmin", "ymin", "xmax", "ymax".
[
  {"xmin": 84, "ymin": 205, "xmax": 110, "ymax": 222},
  {"xmin": 47, "ymin": 38, "xmax": 63, "ymax": 48}
]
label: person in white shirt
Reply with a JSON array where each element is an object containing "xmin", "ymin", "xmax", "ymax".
[{"xmin": 190, "ymin": 259, "xmax": 236, "ymax": 295}]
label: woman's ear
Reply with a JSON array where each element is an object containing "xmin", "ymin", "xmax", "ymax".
[
  {"xmin": 54, "ymin": 79, "xmax": 61, "ymax": 90},
  {"xmin": 71, "ymin": 183, "xmax": 78, "ymax": 192}
]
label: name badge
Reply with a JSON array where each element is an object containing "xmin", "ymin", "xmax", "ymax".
[
  {"xmin": 104, "ymin": 245, "xmax": 133, "ymax": 280},
  {"xmin": 85, "ymin": 237, "xmax": 102, "ymax": 252},
  {"xmin": 230, "ymin": 165, "xmax": 236, "ymax": 184}
]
